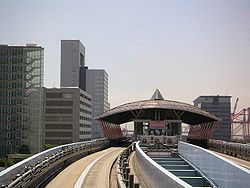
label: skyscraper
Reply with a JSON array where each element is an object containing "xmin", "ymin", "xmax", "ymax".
[
  {"xmin": 60, "ymin": 40, "xmax": 87, "ymax": 90},
  {"xmin": 86, "ymin": 69, "xmax": 110, "ymax": 139},
  {"xmin": 193, "ymin": 95, "xmax": 231, "ymax": 141},
  {"xmin": 0, "ymin": 44, "xmax": 44, "ymax": 156},
  {"xmin": 60, "ymin": 40, "xmax": 110, "ymax": 139}
]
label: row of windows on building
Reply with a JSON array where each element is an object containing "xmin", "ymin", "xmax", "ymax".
[
  {"xmin": 0, "ymin": 65, "xmax": 25, "ymax": 72},
  {"xmin": 0, "ymin": 57, "xmax": 24, "ymax": 64},
  {"xmin": 46, "ymin": 100, "xmax": 73, "ymax": 106},
  {"xmin": 45, "ymin": 124, "xmax": 72, "ymax": 130},
  {"xmin": 80, "ymin": 124, "xmax": 91, "ymax": 128},
  {"xmin": 46, "ymin": 116, "xmax": 73, "ymax": 122},
  {"xmin": 0, "ymin": 49, "xmax": 42, "ymax": 58},
  {"xmin": 0, "ymin": 73, "xmax": 24, "ymax": 80},
  {"xmin": 80, "ymin": 108, "xmax": 91, "ymax": 115},
  {"xmin": 0, "ymin": 106, "xmax": 22, "ymax": 113},
  {"xmin": 45, "ymin": 115, "xmax": 92, "ymax": 123},
  {"xmin": 45, "ymin": 108, "xmax": 73, "ymax": 114},
  {"xmin": 79, "ymin": 138, "xmax": 91, "ymax": 142},
  {"xmin": 0, "ymin": 131, "xmax": 22, "ymax": 139},
  {"xmin": 0, "ymin": 124, "xmax": 22, "ymax": 130},
  {"xmin": 0, "ymin": 48, "xmax": 23, "ymax": 55},
  {"xmin": 0, "ymin": 90, "xmax": 23, "ymax": 97},
  {"xmin": 0, "ymin": 140, "xmax": 21, "ymax": 147},
  {"xmin": 80, "ymin": 93, "xmax": 91, "ymax": 101},
  {"xmin": 0, "ymin": 98, "xmax": 23, "ymax": 105},
  {"xmin": 45, "ymin": 132, "xmax": 72, "ymax": 137},
  {"xmin": 0, "ymin": 82, "xmax": 24, "ymax": 89},
  {"xmin": 46, "ymin": 92, "xmax": 73, "ymax": 99},
  {"xmin": 80, "ymin": 100, "xmax": 91, "ymax": 108},
  {"xmin": 46, "ymin": 100, "xmax": 91, "ymax": 110},
  {"xmin": 0, "ymin": 115, "xmax": 22, "ymax": 122},
  {"xmin": 80, "ymin": 116, "xmax": 91, "ymax": 121},
  {"xmin": 79, "ymin": 131, "xmax": 91, "ymax": 135}
]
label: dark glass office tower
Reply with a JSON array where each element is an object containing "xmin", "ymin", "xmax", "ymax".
[
  {"xmin": 0, "ymin": 44, "xmax": 44, "ymax": 156},
  {"xmin": 194, "ymin": 95, "xmax": 231, "ymax": 141}
]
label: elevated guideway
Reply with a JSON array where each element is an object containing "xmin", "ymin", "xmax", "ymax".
[
  {"xmin": 0, "ymin": 139, "xmax": 110, "ymax": 188},
  {"xmin": 47, "ymin": 147, "xmax": 124, "ymax": 188},
  {"xmin": 151, "ymin": 156, "xmax": 214, "ymax": 187},
  {"xmin": 121, "ymin": 141, "xmax": 250, "ymax": 188}
]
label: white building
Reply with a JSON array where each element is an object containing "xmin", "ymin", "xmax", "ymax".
[
  {"xmin": 86, "ymin": 69, "xmax": 110, "ymax": 139},
  {"xmin": 60, "ymin": 40, "xmax": 87, "ymax": 90}
]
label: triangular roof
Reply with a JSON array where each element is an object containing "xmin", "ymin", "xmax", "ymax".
[{"xmin": 151, "ymin": 89, "xmax": 164, "ymax": 100}]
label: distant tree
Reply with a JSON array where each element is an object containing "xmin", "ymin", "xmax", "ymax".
[{"xmin": 44, "ymin": 144, "xmax": 53, "ymax": 150}]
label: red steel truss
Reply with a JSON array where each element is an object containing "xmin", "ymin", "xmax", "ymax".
[
  {"xmin": 231, "ymin": 107, "xmax": 250, "ymax": 140},
  {"xmin": 99, "ymin": 120, "xmax": 123, "ymax": 139},
  {"xmin": 187, "ymin": 122, "xmax": 216, "ymax": 140}
]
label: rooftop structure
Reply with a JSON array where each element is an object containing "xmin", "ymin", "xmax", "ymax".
[{"xmin": 96, "ymin": 89, "xmax": 220, "ymax": 143}]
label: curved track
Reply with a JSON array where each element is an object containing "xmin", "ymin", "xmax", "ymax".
[{"xmin": 46, "ymin": 147, "xmax": 123, "ymax": 188}]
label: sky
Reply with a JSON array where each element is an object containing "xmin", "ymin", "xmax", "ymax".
[{"xmin": 0, "ymin": 0, "xmax": 249, "ymax": 111}]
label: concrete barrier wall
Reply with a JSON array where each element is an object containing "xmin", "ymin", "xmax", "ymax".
[
  {"xmin": 178, "ymin": 141, "xmax": 250, "ymax": 188},
  {"xmin": 135, "ymin": 142, "xmax": 192, "ymax": 188},
  {"xmin": 0, "ymin": 138, "xmax": 109, "ymax": 185}
]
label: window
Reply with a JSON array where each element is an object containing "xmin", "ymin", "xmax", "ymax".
[
  {"xmin": 45, "ymin": 132, "xmax": 72, "ymax": 137},
  {"xmin": 16, "ymin": 132, "xmax": 21, "ymax": 138},
  {"xmin": 7, "ymin": 132, "xmax": 11, "ymax": 138},
  {"xmin": 45, "ymin": 116, "xmax": 60, "ymax": 122},
  {"xmin": 45, "ymin": 108, "xmax": 73, "ymax": 114},
  {"xmin": 62, "ymin": 93, "xmax": 72, "ymax": 99},
  {"xmin": 46, "ymin": 93, "xmax": 62, "ymax": 98},
  {"xmin": 46, "ymin": 100, "xmax": 73, "ymax": 106}
]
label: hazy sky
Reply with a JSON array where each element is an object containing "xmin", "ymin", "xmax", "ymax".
[{"xmin": 0, "ymin": 0, "xmax": 249, "ymax": 110}]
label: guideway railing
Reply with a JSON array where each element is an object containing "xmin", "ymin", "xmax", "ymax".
[
  {"xmin": 135, "ymin": 141, "xmax": 192, "ymax": 188},
  {"xmin": 178, "ymin": 141, "xmax": 250, "ymax": 188},
  {"xmin": 117, "ymin": 142, "xmax": 140, "ymax": 188},
  {"xmin": 0, "ymin": 138, "xmax": 109, "ymax": 188}
]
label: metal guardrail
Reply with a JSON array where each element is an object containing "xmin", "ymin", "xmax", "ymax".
[
  {"xmin": 117, "ymin": 143, "xmax": 140, "ymax": 188},
  {"xmin": 208, "ymin": 139, "xmax": 250, "ymax": 161},
  {"xmin": 0, "ymin": 138, "xmax": 109, "ymax": 188},
  {"xmin": 135, "ymin": 141, "xmax": 192, "ymax": 188},
  {"xmin": 178, "ymin": 141, "xmax": 250, "ymax": 188}
]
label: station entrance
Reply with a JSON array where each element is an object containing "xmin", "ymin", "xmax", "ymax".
[{"xmin": 96, "ymin": 89, "xmax": 220, "ymax": 148}]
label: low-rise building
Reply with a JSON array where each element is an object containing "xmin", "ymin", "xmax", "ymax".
[{"xmin": 42, "ymin": 87, "xmax": 91, "ymax": 147}]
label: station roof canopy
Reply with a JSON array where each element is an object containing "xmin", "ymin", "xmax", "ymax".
[{"xmin": 95, "ymin": 89, "xmax": 220, "ymax": 125}]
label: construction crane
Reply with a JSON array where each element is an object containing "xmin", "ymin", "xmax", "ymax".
[
  {"xmin": 231, "ymin": 97, "xmax": 250, "ymax": 142},
  {"xmin": 232, "ymin": 97, "xmax": 239, "ymax": 116}
]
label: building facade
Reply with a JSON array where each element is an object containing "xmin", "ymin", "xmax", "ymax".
[
  {"xmin": 60, "ymin": 40, "xmax": 87, "ymax": 90},
  {"xmin": 86, "ymin": 69, "xmax": 110, "ymax": 139},
  {"xmin": 42, "ymin": 87, "xmax": 91, "ymax": 147},
  {"xmin": 193, "ymin": 95, "xmax": 231, "ymax": 141},
  {"xmin": 0, "ymin": 44, "xmax": 44, "ymax": 156}
]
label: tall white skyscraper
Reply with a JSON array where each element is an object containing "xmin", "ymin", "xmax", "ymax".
[
  {"xmin": 86, "ymin": 69, "xmax": 110, "ymax": 139},
  {"xmin": 60, "ymin": 40, "xmax": 87, "ymax": 90}
]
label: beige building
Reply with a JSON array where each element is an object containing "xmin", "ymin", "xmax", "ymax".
[{"xmin": 42, "ymin": 87, "xmax": 91, "ymax": 147}]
